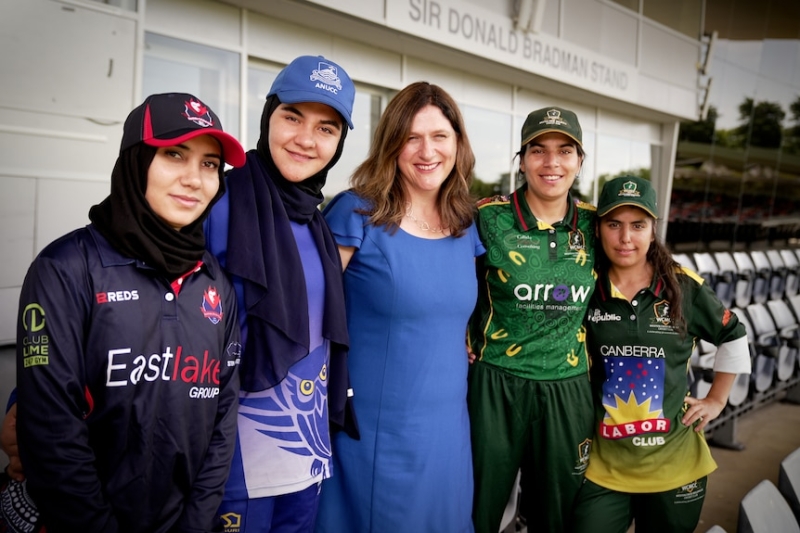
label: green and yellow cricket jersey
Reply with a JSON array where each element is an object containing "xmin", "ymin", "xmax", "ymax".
[
  {"xmin": 585, "ymin": 267, "xmax": 747, "ymax": 493},
  {"xmin": 469, "ymin": 186, "xmax": 597, "ymax": 381}
]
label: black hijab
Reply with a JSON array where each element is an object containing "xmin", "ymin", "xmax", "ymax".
[
  {"xmin": 89, "ymin": 143, "xmax": 225, "ymax": 279},
  {"xmin": 224, "ymin": 96, "xmax": 351, "ymax": 393}
]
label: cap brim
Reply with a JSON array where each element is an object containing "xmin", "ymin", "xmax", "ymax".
[
  {"xmin": 274, "ymin": 89, "xmax": 354, "ymax": 130},
  {"xmin": 598, "ymin": 201, "xmax": 658, "ymax": 219},
  {"xmin": 521, "ymin": 128, "xmax": 582, "ymax": 148},
  {"xmin": 144, "ymin": 129, "xmax": 246, "ymax": 167}
]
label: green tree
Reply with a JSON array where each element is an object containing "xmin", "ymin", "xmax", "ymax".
[
  {"xmin": 679, "ymin": 106, "xmax": 718, "ymax": 144},
  {"xmin": 785, "ymin": 95, "xmax": 800, "ymax": 154},
  {"xmin": 735, "ymin": 98, "xmax": 785, "ymax": 149},
  {"xmin": 470, "ymin": 176, "xmax": 502, "ymax": 199}
]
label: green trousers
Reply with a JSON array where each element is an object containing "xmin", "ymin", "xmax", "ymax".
[
  {"xmin": 572, "ymin": 477, "xmax": 708, "ymax": 533},
  {"xmin": 468, "ymin": 362, "xmax": 594, "ymax": 533}
]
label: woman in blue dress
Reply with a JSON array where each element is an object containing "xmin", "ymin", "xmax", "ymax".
[{"xmin": 315, "ymin": 81, "xmax": 483, "ymax": 533}]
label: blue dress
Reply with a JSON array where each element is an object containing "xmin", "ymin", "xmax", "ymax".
[{"xmin": 315, "ymin": 191, "xmax": 483, "ymax": 533}]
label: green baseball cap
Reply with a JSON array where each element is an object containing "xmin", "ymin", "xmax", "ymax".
[
  {"xmin": 597, "ymin": 176, "xmax": 658, "ymax": 219},
  {"xmin": 520, "ymin": 106, "xmax": 583, "ymax": 149}
]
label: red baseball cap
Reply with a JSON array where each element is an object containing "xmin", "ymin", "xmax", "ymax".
[{"xmin": 121, "ymin": 93, "xmax": 246, "ymax": 167}]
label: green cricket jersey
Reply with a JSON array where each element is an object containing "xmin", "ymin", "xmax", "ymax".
[
  {"xmin": 585, "ymin": 267, "xmax": 747, "ymax": 493},
  {"xmin": 469, "ymin": 186, "xmax": 597, "ymax": 381}
]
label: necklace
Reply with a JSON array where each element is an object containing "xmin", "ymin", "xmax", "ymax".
[{"xmin": 404, "ymin": 203, "xmax": 443, "ymax": 233}]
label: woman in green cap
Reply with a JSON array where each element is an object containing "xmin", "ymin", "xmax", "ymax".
[
  {"xmin": 572, "ymin": 176, "xmax": 750, "ymax": 533},
  {"xmin": 468, "ymin": 106, "xmax": 597, "ymax": 533}
]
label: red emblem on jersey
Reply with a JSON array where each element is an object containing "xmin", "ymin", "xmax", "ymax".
[{"xmin": 201, "ymin": 286, "xmax": 223, "ymax": 324}]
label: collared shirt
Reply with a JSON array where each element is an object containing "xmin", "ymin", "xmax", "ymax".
[
  {"xmin": 585, "ymin": 266, "xmax": 749, "ymax": 493},
  {"xmin": 17, "ymin": 224, "xmax": 241, "ymax": 532},
  {"xmin": 469, "ymin": 185, "xmax": 597, "ymax": 380}
]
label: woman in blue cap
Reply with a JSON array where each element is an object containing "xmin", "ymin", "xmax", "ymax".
[{"xmin": 204, "ymin": 55, "xmax": 358, "ymax": 533}]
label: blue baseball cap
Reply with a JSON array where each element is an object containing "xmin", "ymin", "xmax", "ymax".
[{"xmin": 267, "ymin": 55, "xmax": 355, "ymax": 130}]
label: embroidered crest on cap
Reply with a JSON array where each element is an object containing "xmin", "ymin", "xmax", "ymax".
[
  {"xmin": 539, "ymin": 108, "xmax": 569, "ymax": 127},
  {"xmin": 183, "ymin": 99, "xmax": 214, "ymax": 128},
  {"xmin": 618, "ymin": 180, "xmax": 642, "ymax": 198},
  {"xmin": 310, "ymin": 62, "xmax": 343, "ymax": 91}
]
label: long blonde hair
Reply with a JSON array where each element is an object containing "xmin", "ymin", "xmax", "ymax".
[{"xmin": 350, "ymin": 81, "xmax": 476, "ymax": 237}]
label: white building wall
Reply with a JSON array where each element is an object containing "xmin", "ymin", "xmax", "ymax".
[
  {"xmin": 0, "ymin": 0, "xmax": 138, "ymax": 343},
  {"xmin": 0, "ymin": 0, "xmax": 701, "ymax": 344}
]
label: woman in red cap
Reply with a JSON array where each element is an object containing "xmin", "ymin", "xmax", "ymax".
[{"xmin": 9, "ymin": 92, "xmax": 245, "ymax": 533}]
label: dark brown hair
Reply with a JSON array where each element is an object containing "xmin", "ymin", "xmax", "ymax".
[{"xmin": 350, "ymin": 81, "xmax": 476, "ymax": 236}]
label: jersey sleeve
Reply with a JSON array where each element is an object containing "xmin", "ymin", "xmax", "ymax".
[
  {"xmin": 322, "ymin": 190, "xmax": 368, "ymax": 249},
  {"xmin": 178, "ymin": 275, "xmax": 241, "ymax": 532},
  {"xmin": 16, "ymin": 244, "xmax": 120, "ymax": 532},
  {"xmin": 684, "ymin": 273, "xmax": 751, "ymax": 375}
]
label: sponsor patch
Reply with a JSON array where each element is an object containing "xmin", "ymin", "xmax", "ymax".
[{"xmin": 21, "ymin": 303, "xmax": 49, "ymax": 367}]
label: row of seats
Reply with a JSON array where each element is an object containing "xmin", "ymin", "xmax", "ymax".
[
  {"xmin": 674, "ymin": 249, "xmax": 800, "ymax": 309},
  {"xmin": 690, "ymin": 295, "xmax": 800, "ymax": 406},
  {"xmin": 703, "ymin": 446, "xmax": 800, "ymax": 533},
  {"xmin": 676, "ymin": 249, "xmax": 800, "ymax": 449}
]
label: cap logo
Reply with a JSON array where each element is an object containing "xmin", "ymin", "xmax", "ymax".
[
  {"xmin": 618, "ymin": 181, "xmax": 641, "ymax": 198},
  {"xmin": 183, "ymin": 99, "xmax": 214, "ymax": 128},
  {"xmin": 310, "ymin": 61, "xmax": 343, "ymax": 92},
  {"xmin": 539, "ymin": 108, "xmax": 569, "ymax": 127}
]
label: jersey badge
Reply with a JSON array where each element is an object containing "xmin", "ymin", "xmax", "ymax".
[
  {"xmin": 567, "ymin": 229, "xmax": 589, "ymax": 266},
  {"xmin": 568, "ymin": 229, "xmax": 585, "ymax": 252},
  {"xmin": 200, "ymin": 286, "xmax": 223, "ymax": 324},
  {"xmin": 573, "ymin": 438, "xmax": 591, "ymax": 474},
  {"xmin": 220, "ymin": 512, "xmax": 242, "ymax": 530},
  {"xmin": 652, "ymin": 300, "xmax": 671, "ymax": 326}
]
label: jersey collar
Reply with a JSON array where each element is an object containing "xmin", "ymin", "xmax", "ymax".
[
  {"xmin": 510, "ymin": 184, "xmax": 579, "ymax": 233},
  {"xmin": 596, "ymin": 269, "xmax": 665, "ymax": 302},
  {"xmin": 89, "ymin": 224, "xmax": 219, "ymax": 280}
]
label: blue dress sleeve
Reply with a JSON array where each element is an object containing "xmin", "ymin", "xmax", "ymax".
[
  {"xmin": 323, "ymin": 190, "xmax": 370, "ymax": 249},
  {"xmin": 469, "ymin": 221, "xmax": 486, "ymax": 257}
]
